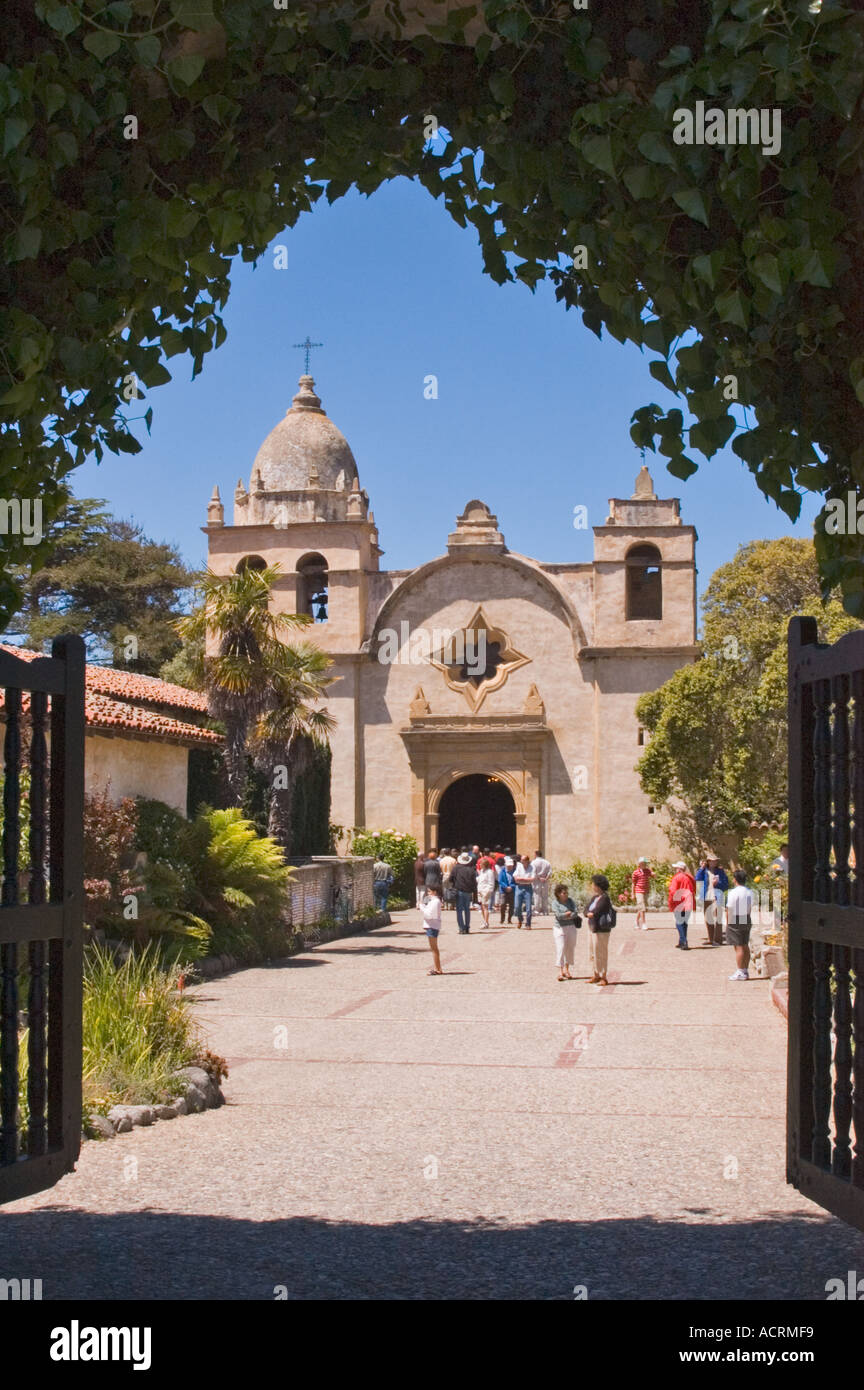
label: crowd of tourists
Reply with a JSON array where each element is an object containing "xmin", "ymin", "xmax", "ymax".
[{"xmin": 371, "ymin": 842, "xmax": 788, "ymax": 984}]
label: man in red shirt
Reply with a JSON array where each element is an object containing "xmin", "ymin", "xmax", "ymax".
[
  {"xmin": 668, "ymin": 862, "xmax": 696, "ymax": 950},
  {"xmin": 631, "ymin": 857, "xmax": 654, "ymax": 930}
]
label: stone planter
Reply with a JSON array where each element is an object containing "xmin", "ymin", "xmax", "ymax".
[{"xmin": 762, "ymin": 945, "xmax": 786, "ymax": 979}]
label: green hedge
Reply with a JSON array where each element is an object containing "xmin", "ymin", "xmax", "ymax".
[
  {"xmin": 350, "ymin": 829, "xmax": 419, "ymax": 899},
  {"xmin": 554, "ymin": 859, "xmax": 675, "ymax": 907}
]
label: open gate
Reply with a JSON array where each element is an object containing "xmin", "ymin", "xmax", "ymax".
[
  {"xmin": 787, "ymin": 616, "xmax": 864, "ymax": 1232},
  {"xmin": 0, "ymin": 636, "xmax": 85, "ymax": 1205}
]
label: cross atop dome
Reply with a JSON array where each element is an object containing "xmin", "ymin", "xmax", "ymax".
[{"xmin": 293, "ymin": 335, "xmax": 323, "ymax": 375}]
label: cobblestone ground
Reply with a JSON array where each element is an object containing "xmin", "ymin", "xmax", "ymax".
[{"xmin": 3, "ymin": 909, "xmax": 864, "ymax": 1300}]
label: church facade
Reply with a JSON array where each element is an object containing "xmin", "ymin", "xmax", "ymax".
[{"xmin": 205, "ymin": 374, "xmax": 700, "ymax": 864}]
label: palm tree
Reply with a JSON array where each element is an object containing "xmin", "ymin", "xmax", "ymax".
[
  {"xmin": 177, "ymin": 565, "xmax": 326, "ymax": 810},
  {"xmin": 248, "ymin": 638, "xmax": 337, "ymax": 850}
]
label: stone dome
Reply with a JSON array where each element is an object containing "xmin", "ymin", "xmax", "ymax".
[{"xmin": 250, "ymin": 375, "xmax": 358, "ymax": 493}]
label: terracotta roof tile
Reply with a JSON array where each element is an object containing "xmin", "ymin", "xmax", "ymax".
[
  {"xmin": 83, "ymin": 663, "xmax": 208, "ymax": 713},
  {"xmin": 84, "ymin": 692, "xmax": 221, "ymax": 746},
  {"xmin": 0, "ymin": 645, "xmax": 220, "ymax": 748}
]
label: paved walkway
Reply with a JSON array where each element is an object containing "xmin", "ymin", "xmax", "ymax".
[{"xmin": 3, "ymin": 910, "xmax": 864, "ymax": 1299}]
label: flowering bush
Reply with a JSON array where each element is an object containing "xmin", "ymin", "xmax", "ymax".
[{"xmin": 350, "ymin": 828, "xmax": 418, "ymax": 899}]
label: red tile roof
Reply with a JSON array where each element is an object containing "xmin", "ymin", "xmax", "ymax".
[
  {"xmin": 83, "ymin": 691, "xmax": 221, "ymax": 746},
  {"xmin": 0, "ymin": 646, "xmax": 220, "ymax": 748},
  {"xmin": 83, "ymin": 663, "xmax": 208, "ymax": 713}
]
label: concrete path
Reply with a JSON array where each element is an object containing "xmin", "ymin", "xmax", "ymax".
[{"xmin": 3, "ymin": 909, "xmax": 864, "ymax": 1299}]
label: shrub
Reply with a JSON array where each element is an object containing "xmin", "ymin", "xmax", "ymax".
[
  {"xmin": 83, "ymin": 786, "xmax": 141, "ymax": 926},
  {"xmin": 554, "ymin": 858, "xmax": 674, "ymax": 909},
  {"xmin": 181, "ymin": 807, "xmax": 293, "ymax": 960},
  {"xmin": 97, "ymin": 797, "xmax": 295, "ymax": 965},
  {"xmin": 350, "ymin": 828, "xmax": 418, "ymax": 898},
  {"xmin": 135, "ymin": 796, "xmax": 187, "ymax": 863},
  {"xmin": 82, "ymin": 944, "xmax": 204, "ymax": 1112},
  {"xmin": 736, "ymin": 828, "xmax": 788, "ymax": 881}
]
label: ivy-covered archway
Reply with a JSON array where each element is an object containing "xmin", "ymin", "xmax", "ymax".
[{"xmin": 3, "ymin": 0, "xmax": 863, "ymax": 618}]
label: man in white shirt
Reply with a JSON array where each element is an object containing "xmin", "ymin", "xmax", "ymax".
[
  {"xmin": 530, "ymin": 849, "xmax": 552, "ymax": 915},
  {"xmin": 513, "ymin": 856, "xmax": 535, "ymax": 929},
  {"xmin": 725, "ymin": 869, "xmax": 754, "ymax": 980}
]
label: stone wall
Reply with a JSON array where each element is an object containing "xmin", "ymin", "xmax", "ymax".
[{"xmin": 283, "ymin": 855, "xmax": 374, "ymax": 927}]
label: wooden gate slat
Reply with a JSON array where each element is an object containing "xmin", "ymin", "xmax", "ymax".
[
  {"xmin": 0, "ymin": 636, "xmax": 85, "ymax": 1205},
  {"xmin": 788, "ymin": 617, "xmax": 864, "ymax": 1231}
]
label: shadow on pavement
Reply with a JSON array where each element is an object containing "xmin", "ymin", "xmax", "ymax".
[{"xmin": 1, "ymin": 1207, "xmax": 862, "ymax": 1300}]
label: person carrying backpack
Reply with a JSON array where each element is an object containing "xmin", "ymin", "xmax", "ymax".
[
  {"xmin": 585, "ymin": 873, "xmax": 616, "ymax": 986},
  {"xmin": 497, "ymin": 857, "xmax": 515, "ymax": 924}
]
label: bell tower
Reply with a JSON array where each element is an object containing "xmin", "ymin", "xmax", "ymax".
[{"xmin": 204, "ymin": 372, "xmax": 381, "ymax": 649}]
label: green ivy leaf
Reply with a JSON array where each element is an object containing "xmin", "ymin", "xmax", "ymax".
[
  {"xmin": 637, "ymin": 130, "xmax": 676, "ymax": 167},
  {"xmin": 622, "ymin": 165, "xmax": 654, "ymax": 200},
  {"xmin": 750, "ymin": 253, "xmax": 782, "ymax": 295},
  {"xmin": 657, "ymin": 44, "xmax": 692, "ymax": 69},
  {"xmin": 10, "ymin": 223, "xmax": 42, "ymax": 261},
  {"xmin": 82, "ymin": 30, "xmax": 122, "ymax": 60},
  {"xmin": 692, "ymin": 252, "xmax": 723, "ymax": 288},
  {"xmin": 170, "ymin": 0, "xmax": 215, "ymax": 31},
  {"xmin": 3, "ymin": 116, "xmax": 30, "ymax": 156},
  {"xmin": 43, "ymin": 84, "xmax": 66, "ymax": 119},
  {"xmin": 168, "ymin": 53, "xmax": 206, "ymax": 86},
  {"xmin": 666, "ymin": 454, "xmax": 699, "ymax": 480},
  {"xmin": 134, "ymin": 35, "xmax": 161, "ymax": 67},
  {"xmin": 44, "ymin": 6, "xmax": 81, "ymax": 37},
  {"xmin": 673, "ymin": 188, "xmax": 709, "ymax": 226},
  {"xmin": 716, "ymin": 289, "xmax": 749, "ymax": 329},
  {"xmin": 794, "ymin": 248, "xmax": 833, "ymax": 288},
  {"xmin": 582, "ymin": 134, "xmax": 615, "ymax": 177},
  {"xmin": 649, "ymin": 359, "xmax": 677, "ymax": 392},
  {"xmin": 140, "ymin": 362, "xmax": 172, "ymax": 388}
]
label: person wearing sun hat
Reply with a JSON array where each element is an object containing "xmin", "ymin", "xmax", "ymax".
[
  {"xmin": 450, "ymin": 851, "xmax": 478, "ymax": 934},
  {"xmin": 668, "ymin": 860, "xmax": 696, "ymax": 950},
  {"xmin": 696, "ymin": 853, "xmax": 729, "ymax": 947},
  {"xmin": 631, "ymin": 856, "xmax": 654, "ymax": 930}
]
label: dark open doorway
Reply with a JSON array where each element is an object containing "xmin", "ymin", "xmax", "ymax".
[{"xmin": 437, "ymin": 774, "xmax": 516, "ymax": 851}]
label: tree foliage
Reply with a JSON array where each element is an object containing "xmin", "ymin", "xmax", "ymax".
[
  {"xmin": 3, "ymin": 0, "xmax": 864, "ymax": 618},
  {"xmin": 178, "ymin": 563, "xmax": 334, "ymax": 840},
  {"xmin": 635, "ymin": 537, "xmax": 859, "ymax": 858},
  {"xmin": 5, "ymin": 494, "xmax": 193, "ymax": 670}
]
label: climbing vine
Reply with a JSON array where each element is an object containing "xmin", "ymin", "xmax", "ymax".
[{"xmin": 2, "ymin": 0, "xmax": 863, "ymax": 617}]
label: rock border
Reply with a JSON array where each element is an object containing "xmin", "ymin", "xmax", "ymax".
[{"xmin": 86, "ymin": 1067, "xmax": 224, "ymax": 1141}]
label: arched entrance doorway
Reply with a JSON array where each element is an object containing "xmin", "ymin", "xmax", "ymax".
[{"xmin": 437, "ymin": 774, "xmax": 516, "ymax": 851}]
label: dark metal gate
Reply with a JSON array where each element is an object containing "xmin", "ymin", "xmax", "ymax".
[
  {"xmin": 0, "ymin": 636, "xmax": 85, "ymax": 1204},
  {"xmin": 787, "ymin": 616, "xmax": 864, "ymax": 1231}
]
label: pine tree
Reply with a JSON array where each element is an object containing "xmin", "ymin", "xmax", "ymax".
[{"xmin": 6, "ymin": 497, "xmax": 193, "ymax": 674}]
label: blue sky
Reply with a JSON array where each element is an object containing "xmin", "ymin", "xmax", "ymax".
[{"xmin": 74, "ymin": 173, "xmax": 821, "ymax": 612}]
